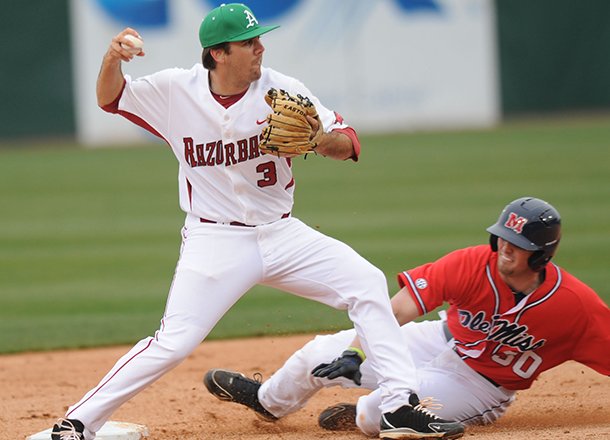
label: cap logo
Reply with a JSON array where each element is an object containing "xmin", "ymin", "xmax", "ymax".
[
  {"xmin": 244, "ymin": 9, "xmax": 258, "ymax": 28},
  {"xmin": 504, "ymin": 212, "xmax": 527, "ymax": 234}
]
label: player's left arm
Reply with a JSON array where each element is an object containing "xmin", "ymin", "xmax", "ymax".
[
  {"xmin": 311, "ymin": 120, "xmax": 360, "ymax": 161},
  {"xmin": 286, "ymin": 79, "xmax": 360, "ymax": 161}
]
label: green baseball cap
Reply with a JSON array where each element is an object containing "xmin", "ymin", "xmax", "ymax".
[{"xmin": 199, "ymin": 3, "xmax": 279, "ymax": 48}]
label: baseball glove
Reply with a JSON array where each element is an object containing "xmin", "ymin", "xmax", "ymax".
[{"xmin": 260, "ymin": 88, "xmax": 323, "ymax": 156}]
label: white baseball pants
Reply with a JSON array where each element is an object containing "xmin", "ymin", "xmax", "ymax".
[
  {"xmin": 65, "ymin": 216, "xmax": 417, "ymax": 439},
  {"xmin": 259, "ymin": 318, "xmax": 516, "ymax": 436}
]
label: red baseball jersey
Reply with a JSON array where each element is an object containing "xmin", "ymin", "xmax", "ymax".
[{"xmin": 398, "ymin": 245, "xmax": 610, "ymax": 390}]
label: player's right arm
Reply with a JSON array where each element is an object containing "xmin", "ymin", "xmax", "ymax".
[
  {"xmin": 390, "ymin": 287, "xmax": 422, "ymax": 325},
  {"xmin": 97, "ymin": 28, "xmax": 144, "ymax": 107}
]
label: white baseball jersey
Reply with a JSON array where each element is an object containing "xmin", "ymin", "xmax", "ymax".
[
  {"xmin": 66, "ymin": 62, "xmax": 420, "ymax": 437},
  {"xmin": 113, "ymin": 65, "xmax": 351, "ymax": 225}
]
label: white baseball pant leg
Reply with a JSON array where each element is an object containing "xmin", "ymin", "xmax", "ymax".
[
  {"xmin": 259, "ymin": 318, "xmax": 515, "ymax": 436},
  {"xmin": 65, "ymin": 223, "xmax": 265, "ymax": 439},
  {"xmin": 64, "ymin": 216, "xmax": 419, "ymax": 439},
  {"xmin": 355, "ymin": 320, "xmax": 515, "ymax": 435},
  {"xmin": 259, "ymin": 329, "xmax": 366, "ymax": 417},
  {"xmin": 257, "ymin": 218, "xmax": 417, "ymax": 413}
]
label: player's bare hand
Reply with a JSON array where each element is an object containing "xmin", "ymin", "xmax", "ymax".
[{"xmin": 108, "ymin": 28, "xmax": 145, "ymax": 63}]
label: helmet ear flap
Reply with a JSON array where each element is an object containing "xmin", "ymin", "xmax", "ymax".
[
  {"xmin": 528, "ymin": 251, "xmax": 548, "ymax": 272},
  {"xmin": 489, "ymin": 234, "xmax": 498, "ymax": 252}
]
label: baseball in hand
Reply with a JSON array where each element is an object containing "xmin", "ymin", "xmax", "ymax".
[{"xmin": 120, "ymin": 34, "xmax": 144, "ymax": 54}]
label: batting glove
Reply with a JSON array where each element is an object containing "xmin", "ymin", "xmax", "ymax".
[{"xmin": 311, "ymin": 348, "xmax": 364, "ymax": 386}]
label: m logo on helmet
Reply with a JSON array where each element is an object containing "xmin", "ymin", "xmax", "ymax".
[
  {"xmin": 504, "ymin": 212, "xmax": 528, "ymax": 234},
  {"xmin": 244, "ymin": 9, "xmax": 258, "ymax": 28}
]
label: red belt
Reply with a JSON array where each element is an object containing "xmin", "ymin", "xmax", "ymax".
[{"xmin": 200, "ymin": 212, "xmax": 290, "ymax": 227}]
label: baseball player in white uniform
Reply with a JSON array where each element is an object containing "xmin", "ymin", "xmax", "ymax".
[{"xmin": 51, "ymin": 4, "xmax": 464, "ymax": 439}]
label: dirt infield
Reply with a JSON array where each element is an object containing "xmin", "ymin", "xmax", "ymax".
[{"xmin": 5, "ymin": 334, "xmax": 609, "ymax": 440}]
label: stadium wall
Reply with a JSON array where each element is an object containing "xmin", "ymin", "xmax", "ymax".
[
  {"xmin": 1, "ymin": 0, "xmax": 609, "ymax": 141},
  {"xmin": 496, "ymin": 0, "xmax": 610, "ymax": 115},
  {"xmin": 0, "ymin": 1, "xmax": 74, "ymax": 139}
]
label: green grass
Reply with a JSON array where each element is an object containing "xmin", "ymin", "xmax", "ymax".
[{"xmin": 1, "ymin": 115, "xmax": 609, "ymax": 353}]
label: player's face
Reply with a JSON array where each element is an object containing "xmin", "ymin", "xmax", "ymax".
[
  {"xmin": 496, "ymin": 237, "xmax": 533, "ymax": 278},
  {"xmin": 226, "ymin": 37, "xmax": 265, "ymax": 84}
]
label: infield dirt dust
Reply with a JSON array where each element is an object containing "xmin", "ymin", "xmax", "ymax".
[{"xmin": 5, "ymin": 334, "xmax": 610, "ymax": 440}]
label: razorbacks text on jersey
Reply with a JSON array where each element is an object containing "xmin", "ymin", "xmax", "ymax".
[{"xmin": 103, "ymin": 65, "xmax": 358, "ymax": 226}]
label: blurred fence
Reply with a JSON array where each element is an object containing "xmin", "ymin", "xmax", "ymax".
[
  {"xmin": 1, "ymin": 0, "xmax": 609, "ymax": 142},
  {"xmin": 0, "ymin": 1, "xmax": 74, "ymax": 139},
  {"xmin": 497, "ymin": 0, "xmax": 610, "ymax": 115}
]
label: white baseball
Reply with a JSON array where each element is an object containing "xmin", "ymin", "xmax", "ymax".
[{"xmin": 120, "ymin": 34, "xmax": 143, "ymax": 54}]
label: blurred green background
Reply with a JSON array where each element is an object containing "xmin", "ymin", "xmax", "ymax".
[
  {"xmin": 3, "ymin": 1, "xmax": 610, "ymax": 138},
  {"xmin": 1, "ymin": 115, "xmax": 609, "ymax": 353},
  {"xmin": 1, "ymin": 1, "xmax": 609, "ymax": 354}
]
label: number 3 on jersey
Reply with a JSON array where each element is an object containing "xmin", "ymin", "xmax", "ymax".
[{"xmin": 256, "ymin": 161, "xmax": 277, "ymax": 187}]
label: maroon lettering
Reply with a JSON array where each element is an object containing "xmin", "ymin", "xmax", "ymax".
[
  {"xmin": 205, "ymin": 142, "xmax": 216, "ymax": 166},
  {"xmin": 256, "ymin": 161, "xmax": 277, "ymax": 187},
  {"xmin": 224, "ymin": 142, "xmax": 237, "ymax": 166},
  {"xmin": 183, "ymin": 137, "xmax": 196, "ymax": 166},
  {"xmin": 196, "ymin": 143, "xmax": 205, "ymax": 167},
  {"xmin": 250, "ymin": 135, "xmax": 261, "ymax": 159},
  {"xmin": 182, "ymin": 136, "xmax": 269, "ymax": 169},
  {"xmin": 215, "ymin": 140, "xmax": 224, "ymax": 165},
  {"xmin": 237, "ymin": 139, "xmax": 248, "ymax": 162}
]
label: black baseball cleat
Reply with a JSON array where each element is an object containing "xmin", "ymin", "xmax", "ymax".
[
  {"xmin": 203, "ymin": 368, "xmax": 277, "ymax": 421},
  {"xmin": 380, "ymin": 394, "xmax": 465, "ymax": 439},
  {"xmin": 51, "ymin": 418, "xmax": 85, "ymax": 440},
  {"xmin": 318, "ymin": 403, "xmax": 357, "ymax": 431}
]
